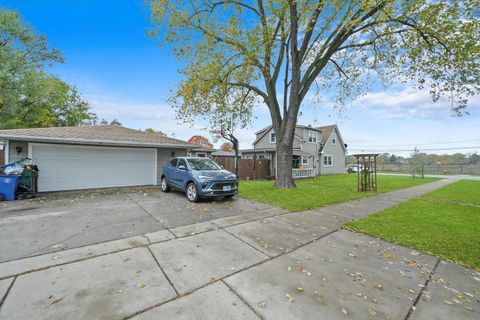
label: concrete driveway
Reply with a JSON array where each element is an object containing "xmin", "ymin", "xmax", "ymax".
[
  {"xmin": 0, "ymin": 180, "xmax": 477, "ymax": 320},
  {"xmin": 0, "ymin": 187, "xmax": 278, "ymax": 263}
]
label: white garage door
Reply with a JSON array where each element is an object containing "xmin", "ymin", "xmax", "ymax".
[{"xmin": 31, "ymin": 144, "xmax": 156, "ymax": 192}]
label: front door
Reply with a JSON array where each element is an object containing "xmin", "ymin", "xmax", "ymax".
[{"xmin": 292, "ymin": 155, "xmax": 301, "ymax": 169}]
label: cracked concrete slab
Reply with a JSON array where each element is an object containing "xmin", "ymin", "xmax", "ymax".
[
  {"xmin": 410, "ymin": 261, "xmax": 480, "ymax": 320},
  {"xmin": 0, "ymin": 203, "xmax": 163, "ymax": 262},
  {"xmin": 144, "ymin": 230, "xmax": 175, "ymax": 243},
  {"xmin": 0, "ymin": 235, "xmax": 149, "ymax": 279},
  {"xmin": 212, "ymin": 207, "xmax": 288, "ymax": 228},
  {"xmin": 0, "ymin": 248, "xmax": 176, "ymax": 320},
  {"xmin": 149, "ymin": 230, "xmax": 268, "ymax": 294},
  {"xmin": 224, "ymin": 217, "xmax": 318, "ymax": 257},
  {"xmin": 225, "ymin": 230, "xmax": 437, "ymax": 320},
  {"xmin": 139, "ymin": 194, "xmax": 276, "ymax": 229},
  {"xmin": 0, "ymin": 277, "xmax": 14, "ymax": 304},
  {"xmin": 275, "ymin": 210, "xmax": 347, "ymax": 235},
  {"xmin": 169, "ymin": 221, "xmax": 220, "ymax": 238},
  {"xmin": 132, "ymin": 282, "xmax": 260, "ymax": 320},
  {"xmin": 0, "ymin": 188, "xmax": 273, "ymax": 262}
]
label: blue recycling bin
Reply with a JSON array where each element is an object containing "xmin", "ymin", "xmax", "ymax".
[{"xmin": 0, "ymin": 175, "xmax": 20, "ymax": 201}]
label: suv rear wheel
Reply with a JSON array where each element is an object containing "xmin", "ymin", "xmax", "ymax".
[{"xmin": 186, "ymin": 182, "xmax": 199, "ymax": 202}]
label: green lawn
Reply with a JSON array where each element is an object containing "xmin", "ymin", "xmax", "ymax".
[
  {"xmin": 347, "ymin": 180, "xmax": 480, "ymax": 270},
  {"xmin": 424, "ymin": 180, "xmax": 480, "ymax": 205},
  {"xmin": 238, "ymin": 174, "xmax": 438, "ymax": 211}
]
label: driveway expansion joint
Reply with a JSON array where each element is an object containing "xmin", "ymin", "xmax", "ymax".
[
  {"xmin": 2, "ymin": 179, "xmax": 471, "ymax": 320},
  {"xmin": 221, "ymin": 279, "xmax": 265, "ymax": 320},
  {"xmin": 0, "ymin": 277, "xmax": 16, "ymax": 309},
  {"xmin": 404, "ymin": 257, "xmax": 441, "ymax": 320}
]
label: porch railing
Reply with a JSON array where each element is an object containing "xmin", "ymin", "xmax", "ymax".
[{"xmin": 292, "ymin": 168, "xmax": 315, "ymax": 179}]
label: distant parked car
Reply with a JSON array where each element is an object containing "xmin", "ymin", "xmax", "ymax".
[
  {"xmin": 346, "ymin": 164, "xmax": 360, "ymax": 173},
  {"xmin": 161, "ymin": 157, "xmax": 238, "ymax": 202}
]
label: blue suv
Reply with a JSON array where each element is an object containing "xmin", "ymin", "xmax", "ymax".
[{"xmin": 161, "ymin": 157, "xmax": 238, "ymax": 202}]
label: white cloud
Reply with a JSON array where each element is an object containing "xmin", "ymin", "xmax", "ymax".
[{"xmin": 356, "ymin": 87, "xmax": 480, "ymax": 120}]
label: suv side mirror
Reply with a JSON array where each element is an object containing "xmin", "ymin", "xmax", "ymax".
[{"xmin": 178, "ymin": 165, "xmax": 187, "ymax": 170}]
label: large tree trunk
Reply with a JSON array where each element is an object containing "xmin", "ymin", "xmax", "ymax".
[
  {"xmin": 274, "ymin": 106, "xmax": 298, "ymax": 188},
  {"xmin": 275, "ymin": 141, "xmax": 295, "ymax": 188}
]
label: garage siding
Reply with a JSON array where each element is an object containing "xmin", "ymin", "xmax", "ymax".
[
  {"xmin": 156, "ymin": 148, "xmax": 188, "ymax": 184},
  {"xmin": 8, "ymin": 140, "xmax": 29, "ymax": 162}
]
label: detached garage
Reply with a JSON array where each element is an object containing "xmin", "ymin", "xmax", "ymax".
[{"xmin": 0, "ymin": 125, "xmax": 195, "ymax": 192}]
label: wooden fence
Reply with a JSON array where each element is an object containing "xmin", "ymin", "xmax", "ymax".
[
  {"xmin": 0, "ymin": 150, "xmax": 4, "ymax": 166},
  {"xmin": 213, "ymin": 157, "xmax": 271, "ymax": 179}
]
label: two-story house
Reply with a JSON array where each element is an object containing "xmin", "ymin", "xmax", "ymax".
[{"xmin": 241, "ymin": 124, "xmax": 346, "ymax": 178}]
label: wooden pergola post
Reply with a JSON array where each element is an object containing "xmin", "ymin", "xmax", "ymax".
[{"xmin": 353, "ymin": 154, "xmax": 379, "ymax": 192}]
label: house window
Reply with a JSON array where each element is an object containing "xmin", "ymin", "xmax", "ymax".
[
  {"xmin": 323, "ymin": 155, "xmax": 333, "ymax": 166},
  {"xmin": 332, "ymin": 133, "xmax": 337, "ymax": 145},
  {"xmin": 302, "ymin": 156, "xmax": 308, "ymax": 165},
  {"xmin": 196, "ymin": 152, "xmax": 207, "ymax": 158},
  {"xmin": 270, "ymin": 132, "xmax": 276, "ymax": 143},
  {"xmin": 292, "ymin": 155, "xmax": 301, "ymax": 169},
  {"xmin": 308, "ymin": 130, "xmax": 317, "ymax": 143}
]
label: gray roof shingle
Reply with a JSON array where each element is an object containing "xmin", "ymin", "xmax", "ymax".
[{"xmin": 0, "ymin": 125, "xmax": 195, "ymax": 147}]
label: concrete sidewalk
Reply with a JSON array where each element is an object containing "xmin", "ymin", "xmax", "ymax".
[{"xmin": 0, "ymin": 179, "xmax": 478, "ymax": 319}]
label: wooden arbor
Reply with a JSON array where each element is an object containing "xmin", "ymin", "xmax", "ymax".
[{"xmin": 353, "ymin": 154, "xmax": 379, "ymax": 192}]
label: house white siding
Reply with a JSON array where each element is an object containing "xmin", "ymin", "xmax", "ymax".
[
  {"xmin": 254, "ymin": 128, "xmax": 302, "ymax": 149},
  {"xmin": 246, "ymin": 124, "xmax": 346, "ymax": 177},
  {"xmin": 297, "ymin": 127, "xmax": 321, "ymax": 173},
  {"xmin": 319, "ymin": 127, "xmax": 346, "ymax": 174},
  {"xmin": 8, "ymin": 140, "xmax": 29, "ymax": 162}
]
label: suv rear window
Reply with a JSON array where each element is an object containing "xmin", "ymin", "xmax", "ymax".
[{"xmin": 169, "ymin": 159, "xmax": 178, "ymax": 167}]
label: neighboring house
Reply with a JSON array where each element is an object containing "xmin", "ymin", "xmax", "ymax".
[
  {"xmin": 0, "ymin": 125, "xmax": 202, "ymax": 192},
  {"xmin": 189, "ymin": 147, "xmax": 215, "ymax": 158},
  {"xmin": 241, "ymin": 124, "xmax": 346, "ymax": 178},
  {"xmin": 211, "ymin": 150, "xmax": 236, "ymax": 159}
]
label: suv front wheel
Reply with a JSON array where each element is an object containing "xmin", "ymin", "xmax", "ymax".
[{"xmin": 186, "ymin": 182, "xmax": 200, "ymax": 202}]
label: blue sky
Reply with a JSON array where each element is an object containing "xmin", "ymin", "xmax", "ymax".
[{"xmin": 3, "ymin": 0, "xmax": 480, "ymax": 156}]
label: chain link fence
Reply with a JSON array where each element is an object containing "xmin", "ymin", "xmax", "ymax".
[{"xmin": 379, "ymin": 163, "xmax": 480, "ymax": 176}]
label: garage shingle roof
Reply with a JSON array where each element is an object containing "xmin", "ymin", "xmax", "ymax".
[{"xmin": 0, "ymin": 125, "xmax": 196, "ymax": 147}]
